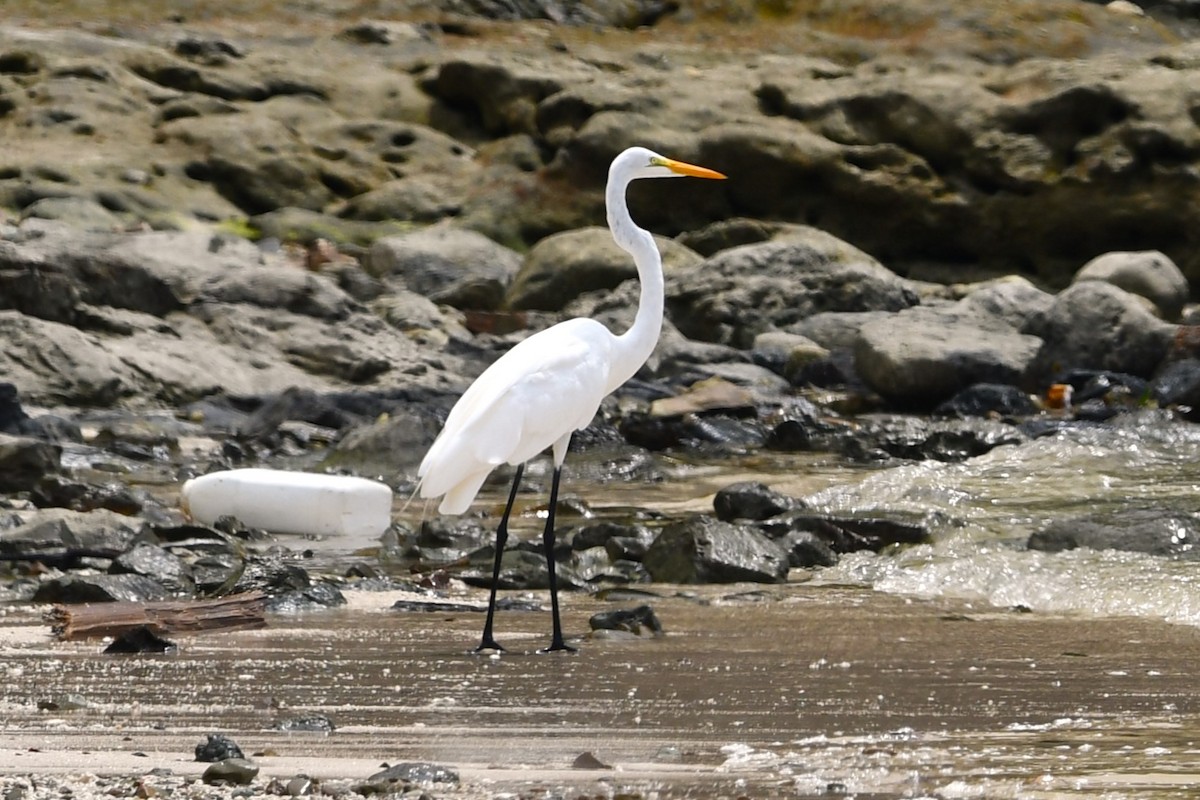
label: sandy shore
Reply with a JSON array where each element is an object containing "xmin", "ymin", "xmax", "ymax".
[{"xmin": 4, "ymin": 584, "xmax": 1200, "ymax": 797}]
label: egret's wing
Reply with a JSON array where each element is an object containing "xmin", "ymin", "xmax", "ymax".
[{"xmin": 418, "ymin": 319, "xmax": 614, "ymax": 508}]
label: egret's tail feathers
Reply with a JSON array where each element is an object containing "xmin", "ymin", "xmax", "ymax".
[{"xmin": 435, "ymin": 469, "xmax": 491, "ymax": 516}]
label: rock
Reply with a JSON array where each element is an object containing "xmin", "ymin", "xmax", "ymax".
[
  {"xmin": 954, "ymin": 277, "xmax": 1056, "ymax": 330},
  {"xmin": 588, "ymin": 604, "xmax": 663, "ymax": 636},
  {"xmin": 507, "ymin": 227, "xmax": 702, "ymax": 312},
  {"xmin": 20, "ymin": 196, "xmax": 123, "ymax": 231},
  {"xmin": 103, "ymin": 625, "xmax": 178, "ymax": 654},
  {"xmin": 643, "ymin": 516, "xmax": 788, "ymax": 584},
  {"xmin": 750, "ymin": 55, "xmax": 1200, "ymax": 284},
  {"xmin": 1024, "ymin": 282, "xmax": 1176, "ymax": 386},
  {"xmin": 368, "ymin": 225, "xmax": 521, "ymax": 311},
  {"xmin": 195, "ymin": 733, "xmax": 245, "ymax": 762},
  {"xmin": 713, "ymin": 481, "xmax": 800, "ymax": 522},
  {"xmin": 273, "ymin": 713, "xmax": 336, "ymax": 733},
  {"xmin": 0, "ymin": 509, "xmax": 141, "ymax": 563},
  {"xmin": 201, "ymin": 263, "xmax": 358, "ymax": 320},
  {"xmin": 569, "ymin": 521, "xmax": 647, "ymax": 551},
  {"xmin": 750, "ymin": 331, "xmax": 830, "ymax": 380},
  {"xmin": 1152, "ymin": 358, "xmax": 1200, "ymax": 420},
  {"xmin": 202, "ymin": 758, "xmax": 259, "ymax": 786},
  {"xmin": 759, "ymin": 513, "xmax": 931, "ymax": 554},
  {"xmin": 666, "ymin": 231, "xmax": 918, "ymax": 349},
  {"xmin": 855, "ymin": 305, "xmax": 1042, "ymax": 408},
  {"xmin": 0, "ymin": 383, "xmax": 82, "ymax": 442},
  {"xmin": 1028, "ymin": 508, "xmax": 1200, "ymax": 558},
  {"xmin": 0, "ymin": 432, "xmax": 61, "ymax": 491},
  {"xmin": 775, "ymin": 529, "xmax": 840, "ymax": 568},
  {"xmin": 935, "ymin": 383, "xmax": 1040, "ymax": 418},
  {"xmin": 361, "ymin": 762, "xmax": 460, "ymax": 794},
  {"xmin": 268, "ymin": 582, "xmax": 348, "ymax": 613},
  {"xmin": 32, "ymin": 573, "xmax": 170, "ymax": 604},
  {"xmin": 840, "ymin": 415, "xmax": 1026, "ymax": 463},
  {"xmin": 111, "ymin": 544, "xmax": 195, "ymax": 597},
  {"xmin": 1073, "ymin": 250, "xmax": 1189, "ymax": 320}
]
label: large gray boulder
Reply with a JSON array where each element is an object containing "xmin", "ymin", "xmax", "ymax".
[
  {"xmin": 1024, "ymin": 281, "xmax": 1177, "ymax": 385},
  {"xmin": 507, "ymin": 227, "xmax": 702, "ymax": 312},
  {"xmin": 1072, "ymin": 250, "xmax": 1189, "ymax": 320},
  {"xmin": 666, "ymin": 228, "xmax": 919, "ymax": 349},
  {"xmin": 369, "ymin": 225, "xmax": 522, "ymax": 311},
  {"xmin": 855, "ymin": 305, "xmax": 1043, "ymax": 408}
]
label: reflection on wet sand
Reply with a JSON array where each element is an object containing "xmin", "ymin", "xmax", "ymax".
[{"xmin": 3, "ymin": 584, "xmax": 1200, "ymax": 797}]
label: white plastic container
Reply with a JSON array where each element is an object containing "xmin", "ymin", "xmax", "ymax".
[{"xmin": 181, "ymin": 468, "xmax": 393, "ymax": 538}]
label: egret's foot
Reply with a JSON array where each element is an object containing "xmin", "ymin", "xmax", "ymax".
[
  {"xmin": 473, "ymin": 639, "xmax": 506, "ymax": 654},
  {"xmin": 538, "ymin": 639, "xmax": 578, "ymax": 654}
]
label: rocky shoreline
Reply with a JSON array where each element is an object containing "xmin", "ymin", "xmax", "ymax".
[
  {"xmin": 3, "ymin": 0, "xmax": 1200, "ymax": 606},
  {"xmin": 2, "ymin": 4, "xmax": 1200, "ymax": 797}
]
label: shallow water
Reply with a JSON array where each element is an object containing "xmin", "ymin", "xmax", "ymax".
[
  {"xmin": 4, "ymin": 586, "xmax": 1200, "ymax": 798},
  {"xmin": 8, "ymin": 411, "xmax": 1200, "ymax": 796}
]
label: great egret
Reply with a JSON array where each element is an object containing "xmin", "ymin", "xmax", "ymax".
[{"xmin": 417, "ymin": 146, "xmax": 727, "ymax": 653}]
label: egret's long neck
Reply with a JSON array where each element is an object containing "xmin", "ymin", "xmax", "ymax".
[{"xmin": 605, "ymin": 174, "xmax": 664, "ymax": 393}]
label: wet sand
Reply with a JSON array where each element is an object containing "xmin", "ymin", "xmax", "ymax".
[{"xmin": 3, "ymin": 583, "xmax": 1200, "ymax": 797}]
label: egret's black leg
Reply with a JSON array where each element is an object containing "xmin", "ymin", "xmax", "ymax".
[
  {"xmin": 539, "ymin": 465, "xmax": 576, "ymax": 653},
  {"xmin": 474, "ymin": 464, "xmax": 524, "ymax": 654}
]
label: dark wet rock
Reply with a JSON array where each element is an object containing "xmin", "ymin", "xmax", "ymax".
[
  {"xmin": 391, "ymin": 598, "xmax": 488, "ymax": 613},
  {"xmin": 713, "ymin": 481, "xmax": 801, "ymax": 522},
  {"xmin": 840, "ymin": 415, "xmax": 1026, "ymax": 463},
  {"xmin": 235, "ymin": 387, "xmax": 359, "ymax": 444},
  {"xmin": 1152, "ymin": 358, "xmax": 1200, "ymax": 420},
  {"xmin": 571, "ymin": 547, "xmax": 651, "ymax": 584},
  {"xmin": 775, "ymin": 529, "xmax": 840, "ymax": 568},
  {"xmin": 1028, "ymin": 508, "xmax": 1200, "ymax": 558},
  {"xmin": 201, "ymin": 757, "xmax": 259, "ymax": 786},
  {"xmin": 268, "ymin": 581, "xmax": 348, "ymax": 613},
  {"xmin": 32, "ymin": 573, "xmax": 170, "ymax": 604},
  {"xmin": 855, "ymin": 305, "xmax": 1041, "ymax": 409},
  {"xmin": 0, "ymin": 383, "xmax": 82, "ymax": 442},
  {"xmin": 0, "ymin": 509, "xmax": 141, "ymax": 565},
  {"xmin": 103, "ymin": 625, "xmax": 178, "ymax": 654},
  {"xmin": 603, "ymin": 530, "xmax": 657, "ymax": 563},
  {"xmin": 1073, "ymin": 250, "xmax": 1189, "ymax": 320},
  {"xmin": 508, "ymin": 227, "xmax": 701, "ymax": 312},
  {"xmin": 459, "ymin": 544, "xmax": 585, "ymax": 591},
  {"xmin": 32, "ymin": 476, "xmax": 146, "ymax": 515},
  {"xmin": 362, "ymin": 762, "xmax": 459, "ymax": 791},
  {"xmin": 195, "ymin": 733, "xmax": 245, "ymax": 763},
  {"xmin": 569, "ymin": 521, "xmax": 645, "ymax": 551},
  {"xmin": 111, "ymin": 544, "xmax": 195, "ymax": 597},
  {"xmin": 273, "ymin": 713, "xmax": 336, "ymax": 733},
  {"xmin": 935, "ymin": 383, "xmax": 1040, "ymax": 419},
  {"xmin": 1024, "ymin": 282, "xmax": 1176, "ymax": 387},
  {"xmin": 618, "ymin": 410, "xmax": 766, "ymax": 452},
  {"xmin": 232, "ymin": 555, "xmax": 319, "ymax": 599},
  {"xmin": 589, "ymin": 604, "xmax": 663, "ymax": 636},
  {"xmin": 1056, "ymin": 369, "xmax": 1150, "ymax": 407},
  {"xmin": 368, "ymin": 226, "xmax": 521, "ymax": 311},
  {"xmin": 413, "ymin": 516, "xmax": 495, "ymax": 555},
  {"xmin": 759, "ymin": 513, "xmax": 931, "ymax": 554},
  {"xmin": 190, "ymin": 553, "xmax": 244, "ymax": 595},
  {"xmin": 0, "ymin": 432, "xmax": 61, "ymax": 492},
  {"xmin": 643, "ymin": 515, "xmax": 788, "ymax": 584}
]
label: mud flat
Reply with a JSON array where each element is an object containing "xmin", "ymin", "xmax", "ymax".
[{"xmin": 3, "ymin": 584, "xmax": 1200, "ymax": 798}]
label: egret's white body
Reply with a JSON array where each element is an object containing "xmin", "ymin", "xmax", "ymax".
[{"xmin": 416, "ymin": 146, "xmax": 726, "ymax": 652}]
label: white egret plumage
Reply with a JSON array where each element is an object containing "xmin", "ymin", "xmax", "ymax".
[{"xmin": 417, "ymin": 146, "xmax": 727, "ymax": 652}]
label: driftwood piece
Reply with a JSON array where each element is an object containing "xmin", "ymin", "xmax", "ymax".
[{"xmin": 49, "ymin": 591, "xmax": 269, "ymax": 640}]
